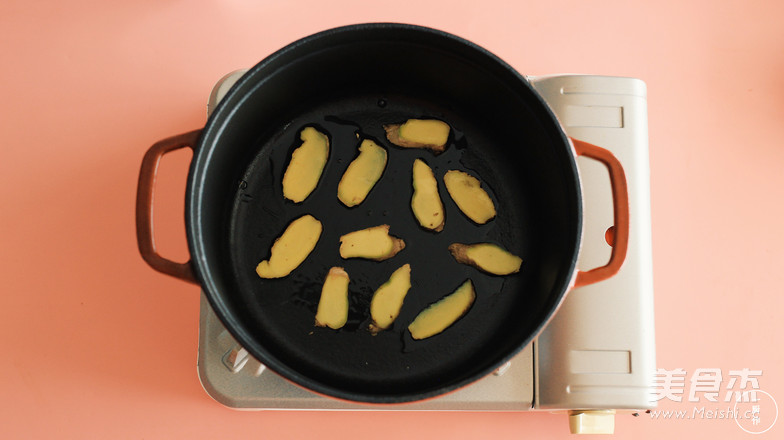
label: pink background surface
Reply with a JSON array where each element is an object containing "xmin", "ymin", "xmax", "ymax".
[{"xmin": 2, "ymin": 0, "xmax": 782, "ymax": 438}]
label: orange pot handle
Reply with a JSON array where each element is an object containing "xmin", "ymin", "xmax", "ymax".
[
  {"xmin": 135, "ymin": 130, "xmax": 202, "ymax": 284},
  {"xmin": 570, "ymin": 138, "xmax": 630, "ymax": 288}
]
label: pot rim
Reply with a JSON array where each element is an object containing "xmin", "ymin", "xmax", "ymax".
[{"xmin": 185, "ymin": 22, "xmax": 583, "ymax": 403}]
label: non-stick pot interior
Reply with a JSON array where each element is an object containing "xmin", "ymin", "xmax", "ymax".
[{"xmin": 188, "ymin": 24, "xmax": 581, "ymax": 402}]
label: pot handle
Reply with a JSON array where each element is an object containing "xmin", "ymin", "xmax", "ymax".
[
  {"xmin": 135, "ymin": 130, "xmax": 202, "ymax": 284},
  {"xmin": 570, "ymin": 138, "xmax": 630, "ymax": 288}
]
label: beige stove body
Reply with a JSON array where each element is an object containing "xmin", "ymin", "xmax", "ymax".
[{"xmin": 197, "ymin": 71, "xmax": 656, "ymax": 433}]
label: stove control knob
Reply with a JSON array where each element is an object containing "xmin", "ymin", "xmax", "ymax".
[{"xmin": 568, "ymin": 410, "xmax": 615, "ymax": 434}]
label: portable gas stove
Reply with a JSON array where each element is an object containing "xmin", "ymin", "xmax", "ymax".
[{"xmin": 196, "ymin": 71, "xmax": 655, "ymax": 434}]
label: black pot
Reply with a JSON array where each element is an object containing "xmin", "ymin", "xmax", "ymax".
[{"xmin": 136, "ymin": 23, "xmax": 629, "ymax": 403}]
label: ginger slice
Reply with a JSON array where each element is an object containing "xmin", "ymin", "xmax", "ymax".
[
  {"xmin": 337, "ymin": 138, "xmax": 388, "ymax": 207},
  {"xmin": 315, "ymin": 267, "xmax": 350, "ymax": 329},
  {"xmin": 384, "ymin": 119, "xmax": 450, "ymax": 154},
  {"xmin": 282, "ymin": 126, "xmax": 330, "ymax": 203},
  {"xmin": 256, "ymin": 214, "xmax": 322, "ymax": 279},
  {"xmin": 448, "ymin": 243, "xmax": 522, "ymax": 275},
  {"xmin": 443, "ymin": 170, "xmax": 496, "ymax": 224},
  {"xmin": 369, "ymin": 264, "xmax": 412, "ymax": 334},
  {"xmin": 408, "ymin": 280, "xmax": 476, "ymax": 340},
  {"xmin": 411, "ymin": 158, "xmax": 445, "ymax": 232},
  {"xmin": 339, "ymin": 225, "xmax": 405, "ymax": 261}
]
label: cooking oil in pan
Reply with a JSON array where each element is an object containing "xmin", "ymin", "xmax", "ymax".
[{"xmin": 228, "ymin": 94, "xmax": 534, "ymax": 380}]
